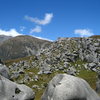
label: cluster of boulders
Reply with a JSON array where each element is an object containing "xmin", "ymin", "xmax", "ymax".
[
  {"xmin": 8, "ymin": 61, "xmax": 39, "ymax": 84},
  {"xmin": 33, "ymin": 37, "xmax": 100, "ymax": 74},
  {"xmin": 0, "ymin": 63, "xmax": 35, "ymax": 100},
  {"xmin": 7, "ymin": 37, "xmax": 100, "ymax": 85},
  {"xmin": 3, "ymin": 37, "xmax": 99, "ymax": 99},
  {"xmin": 1, "ymin": 61, "xmax": 100, "ymax": 100}
]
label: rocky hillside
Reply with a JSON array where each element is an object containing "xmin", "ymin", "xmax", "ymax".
[
  {"xmin": 0, "ymin": 35, "xmax": 12, "ymax": 42},
  {"xmin": 5, "ymin": 36, "xmax": 100, "ymax": 100},
  {"xmin": 0, "ymin": 35, "xmax": 52, "ymax": 60}
]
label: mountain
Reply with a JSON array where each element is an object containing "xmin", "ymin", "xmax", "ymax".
[
  {"xmin": 0, "ymin": 35, "xmax": 12, "ymax": 42},
  {"xmin": 0, "ymin": 35, "xmax": 52, "ymax": 60},
  {"xmin": 5, "ymin": 36, "xmax": 100, "ymax": 100},
  {"xmin": 90, "ymin": 35, "xmax": 100, "ymax": 39}
]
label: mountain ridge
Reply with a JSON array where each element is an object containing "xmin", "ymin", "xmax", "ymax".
[
  {"xmin": 0, "ymin": 35, "xmax": 52, "ymax": 60},
  {"xmin": 0, "ymin": 35, "xmax": 12, "ymax": 42}
]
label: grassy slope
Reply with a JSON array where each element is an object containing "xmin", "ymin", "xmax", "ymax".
[{"xmin": 5, "ymin": 57, "xmax": 97, "ymax": 100}]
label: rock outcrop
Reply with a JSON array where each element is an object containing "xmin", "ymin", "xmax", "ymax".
[
  {"xmin": 0, "ymin": 75, "xmax": 35, "ymax": 100},
  {"xmin": 42, "ymin": 74, "xmax": 100, "ymax": 100}
]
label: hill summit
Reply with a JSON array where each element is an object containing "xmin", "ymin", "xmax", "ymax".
[{"xmin": 0, "ymin": 35, "xmax": 52, "ymax": 60}]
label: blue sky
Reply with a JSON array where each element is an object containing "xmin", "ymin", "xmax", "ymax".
[{"xmin": 0, "ymin": 0, "xmax": 100, "ymax": 40}]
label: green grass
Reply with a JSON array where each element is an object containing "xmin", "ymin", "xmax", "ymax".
[
  {"xmin": 71, "ymin": 59, "xmax": 97, "ymax": 89},
  {"xmin": 6, "ymin": 57, "xmax": 98, "ymax": 100},
  {"xmin": 77, "ymin": 70, "xmax": 97, "ymax": 89},
  {"xmin": 4, "ymin": 55, "xmax": 39, "ymax": 67}
]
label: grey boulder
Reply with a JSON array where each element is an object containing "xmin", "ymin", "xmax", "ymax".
[
  {"xmin": 0, "ymin": 75, "xmax": 35, "ymax": 100},
  {"xmin": 41, "ymin": 74, "xmax": 100, "ymax": 100},
  {"xmin": 96, "ymin": 74, "xmax": 100, "ymax": 94},
  {"xmin": 0, "ymin": 64, "xmax": 10, "ymax": 79}
]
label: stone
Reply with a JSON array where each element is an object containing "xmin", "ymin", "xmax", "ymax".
[
  {"xmin": 0, "ymin": 64, "xmax": 10, "ymax": 79},
  {"xmin": 64, "ymin": 62, "xmax": 69, "ymax": 68},
  {"xmin": 38, "ymin": 70, "xmax": 43, "ymax": 75},
  {"xmin": 88, "ymin": 63, "xmax": 96, "ymax": 70},
  {"xmin": 43, "ymin": 70, "xmax": 52, "ymax": 74},
  {"xmin": 0, "ymin": 75, "xmax": 35, "ymax": 100},
  {"xmin": 41, "ymin": 74, "xmax": 100, "ymax": 100},
  {"xmin": 96, "ymin": 74, "xmax": 100, "ymax": 94},
  {"xmin": 24, "ymin": 74, "xmax": 31, "ymax": 82},
  {"xmin": 32, "ymin": 85, "xmax": 39, "ymax": 89},
  {"xmin": 11, "ymin": 72, "xmax": 20, "ymax": 79},
  {"xmin": 67, "ymin": 67, "xmax": 76, "ymax": 76},
  {"xmin": 94, "ymin": 43, "xmax": 99, "ymax": 47},
  {"xmin": 33, "ymin": 75, "xmax": 39, "ymax": 81},
  {"xmin": 18, "ymin": 69, "xmax": 25, "ymax": 74}
]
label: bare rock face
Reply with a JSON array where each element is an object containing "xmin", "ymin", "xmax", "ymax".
[
  {"xmin": 41, "ymin": 74, "xmax": 100, "ymax": 100},
  {"xmin": 0, "ymin": 75, "xmax": 35, "ymax": 100}
]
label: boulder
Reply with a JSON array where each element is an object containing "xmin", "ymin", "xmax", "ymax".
[
  {"xmin": 0, "ymin": 64, "xmax": 10, "ymax": 79},
  {"xmin": 88, "ymin": 63, "xmax": 96, "ymax": 70},
  {"xmin": 41, "ymin": 74, "xmax": 100, "ymax": 100},
  {"xmin": 67, "ymin": 67, "xmax": 76, "ymax": 76},
  {"xmin": 11, "ymin": 72, "xmax": 20, "ymax": 79},
  {"xmin": 96, "ymin": 74, "xmax": 100, "ymax": 94},
  {"xmin": 0, "ymin": 75, "xmax": 35, "ymax": 100}
]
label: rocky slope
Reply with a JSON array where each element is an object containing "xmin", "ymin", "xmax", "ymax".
[
  {"xmin": 0, "ymin": 35, "xmax": 52, "ymax": 60},
  {"xmin": 0, "ymin": 64, "xmax": 35, "ymax": 100},
  {"xmin": 4, "ymin": 36, "xmax": 100, "ymax": 100},
  {"xmin": 0, "ymin": 35, "xmax": 12, "ymax": 42}
]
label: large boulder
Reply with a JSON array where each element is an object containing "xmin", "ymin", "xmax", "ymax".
[
  {"xmin": 41, "ymin": 74, "xmax": 100, "ymax": 100},
  {"xmin": 0, "ymin": 75, "xmax": 35, "ymax": 100},
  {"xmin": 0, "ymin": 64, "xmax": 10, "ymax": 79}
]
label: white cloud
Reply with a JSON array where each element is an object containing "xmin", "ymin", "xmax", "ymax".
[
  {"xmin": 25, "ymin": 13, "xmax": 53, "ymax": 25},
  {"xmin": 20, "ymin": 26, "xmax": 26, "ymax": 32},
  {"xmin": 74, "ymin": 29, "xmax": 94, "ymax": 37},
  {"xmin": 0, "ymin": 29, "xmax": 22, "ymax": 37},
  {"xmin": 30, "ymin": 26, "xmax": 42, "ymax": 33},
  {"xmin": 31, "ymin": 35, "xmax": 53, "ymax": 41}
]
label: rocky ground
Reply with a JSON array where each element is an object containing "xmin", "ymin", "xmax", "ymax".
[{"xmin": 3, "ymin": 36, "xmax": 100, "ymax": 100}]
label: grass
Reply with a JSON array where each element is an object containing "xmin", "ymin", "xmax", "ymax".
[
  {"xmin": 4, "ymin": 55, "xmax": 39, "ymax": 67},
  {"xmin": 70, "ymin": 59, "xmax": 97, "ymax": 89},
  {"xmin": 77, "ymin": 70, "xmax": 97, "ymax": 89},
  {"xmin": 6, "ymin": 57, "xmax": 98, "ymax": 100}
]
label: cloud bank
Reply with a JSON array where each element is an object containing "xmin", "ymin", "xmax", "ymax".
[
  {"xmin": 25, "ymin": 13, "xmax": 53, "ymax": 25},
  {"xmin": 30, "ymin": 26, "xmax": 42, "ymax": 33},
  {"xmin": 74, "ymin": 29, "xmax": 94, "ymax": 37},
  {"xmin": 0, "ymin": 29, "xmax": 22, "ymax": 37}
]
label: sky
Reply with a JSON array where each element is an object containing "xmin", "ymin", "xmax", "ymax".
[{"xmin": 0, "ymin": 0, "xmax": 100, "ymax": 40}]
